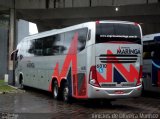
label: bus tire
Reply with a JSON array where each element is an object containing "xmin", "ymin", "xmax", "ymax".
[
  {"xmin": 62, "ymin": 82, "xmax": 72, "ymax": 103},
  {"xmin": 141, "ymin": 82, "xmax": 145, "ymax": 96},
  {"xmin": 52, "ymin": 80, "xmax": 61, "ymax": 100},
  {"xmin": 19, "ymin": 74, "xmax": 25, "ymax": 89}
]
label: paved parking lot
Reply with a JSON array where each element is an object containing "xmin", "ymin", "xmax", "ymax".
[{"xmin": 0, "ymin": 89, "xmax": 159, "ymax": 119}]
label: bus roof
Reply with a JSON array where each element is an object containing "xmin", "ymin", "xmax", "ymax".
[
  {"xmin": 22, "ymin": 20, "xmax": 139, "ymax": 42},
  {"xmin": 142, "ymin": 33, "xmax": 160, "ymax": 42}
]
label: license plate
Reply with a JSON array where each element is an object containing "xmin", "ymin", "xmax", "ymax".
[{"xmin": 115, "ymin": 90, "xmax": 124, "ymax": 94}]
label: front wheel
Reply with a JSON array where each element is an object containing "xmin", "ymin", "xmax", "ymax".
[{"xmin": 19, "ymin": 76, "xmax": 25, "ymax": 89}]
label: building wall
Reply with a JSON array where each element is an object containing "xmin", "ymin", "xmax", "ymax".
[
  {"xmin": 0, "ymin": 0, "xmax": 13, "ymax": 8},
  {"xmin": 0, "ymin": 18, "xmax": 29, "ymax": 79},
  {"xmin": 15, "ymin": 0, "xmax": 45, "ymax": 9},
  {"xmin": 142, "ymin": 23, "xmax": 160, "ymax": 35},
  {"xmin": 17, "ymin": 19, "xmax": 29, "ymax": 44},
  {"xmin": 0, "ymin": 28, "xmax": 8, "ymax": 79},
  {"xmin": 13, "ymin": 0, "xmax": 159, "ymax": 9}
]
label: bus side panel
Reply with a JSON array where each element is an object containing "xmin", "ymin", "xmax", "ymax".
[
  {"xmin": 152, "ymin": 60, "xmax": 160, "ymax": 87},
  {"xmin": 143, "ymin": 60, "xmax": 152, "ymax": 90},
  {"xmin": 143, "ymin": 60, "xmax": 160, "ymax": 92},
  {"xmin": 75, "ymin": 49, "xmax": 88, "ymax": 98},
  {"xmin": 86, "ymin": 45, "xmax": 96, "ymax": 98}
]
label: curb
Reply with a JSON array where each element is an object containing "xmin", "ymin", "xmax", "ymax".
[
  {"xmin": 0, "ymin": 85, "xmax": 25, "ymax": 94},
  {"xmin": 7, "ymin": 85, "xmax": 19, "ymax": 90},
  {"xmin": 7, "ymin": 85, "xmax": 26, "ymax": 92}
]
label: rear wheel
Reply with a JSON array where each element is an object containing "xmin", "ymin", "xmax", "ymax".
[
  {"xmin": 141, "ymin": 82, "xmax": 145, "ymax": 96},
  {"xmin": 62, "ymin": 82, "xmax": 72, "ymax": 103},
  {"xmin": 52, "ymin": 80, "xmax": 60, "ymax": 99}
]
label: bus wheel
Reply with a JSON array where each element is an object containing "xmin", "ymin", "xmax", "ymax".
[
  {"xmin": 141, "ymin": 82, "xmax": 145, "ymax": 96},
  {"xmin": 62, "ymin": 82, "xmax": 70, "ymax": 102},
  {"xmin": 53, "ymin": 80, "xmax": 60, "ymax": 99},
  {"xmin": 19, "ymin": 75, "xmax": 24, "ymax": 89}
]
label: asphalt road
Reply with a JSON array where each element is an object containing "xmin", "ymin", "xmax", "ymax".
[{"xmin": 0, "ymin": 88, "xmax": 159, "ymax": 119}]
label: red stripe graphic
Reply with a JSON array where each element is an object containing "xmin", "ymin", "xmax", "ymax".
[
  {"xmin": 49, "ymin": 32, "xmax": 87, "ymax": 98},
  {"xmin": 49, "ymin": 32, "xmax": 78, "ymax": 92},
  {"xmin": 97, "ymin": 50, "xmax": 139, "ymax": 83}
]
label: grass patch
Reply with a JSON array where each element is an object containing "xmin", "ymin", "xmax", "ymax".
[
  {"xmin": 0, "ymin": 79, "xmax": 5, "ymax": 85},
  {"xmin": 0, "ymin": 79, "xmax": 16, "ymax": 92},
  {"xmin": 0, "ymin": 85, "xmax": 16, "ymax": 92}
]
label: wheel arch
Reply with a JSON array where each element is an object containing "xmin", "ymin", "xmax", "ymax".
[
  {"xmin": 60, "ymin": 78, "xmax": 67, "ymax": 89},
  {"xmin": 51, "ymin": 77, "xmax": 58, "ymax": 91},
  {"xmin": 19, "ymin": 72, "xmax": 23, "ymax": 84},
  {"xmin": 50, "ymin": 77, "xmax": 68, "ymax": 92}
]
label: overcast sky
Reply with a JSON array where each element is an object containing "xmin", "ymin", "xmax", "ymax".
[{"xmin": 29, "ymin": 22, "xmax": 38, "ymax": 35}]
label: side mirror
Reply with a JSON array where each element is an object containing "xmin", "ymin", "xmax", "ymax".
[{"xmin": 11, "ymin": 49, "xmax": 18, "ymax": 61}]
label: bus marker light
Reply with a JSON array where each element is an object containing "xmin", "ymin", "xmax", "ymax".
[
  {"xmin": 137, "ymin": 88, "xmax": 141, "ymax": 91},
  {"xmin": 136, "ymin": 65, "xmax": 142, "ymax": 86},
  {"xmin": 96, "ymin": 21, "xmax": 100, "ymax": 24},
  {"xmin": 89, "ymin": 66, "xmax": 100, "ymax": 87}
]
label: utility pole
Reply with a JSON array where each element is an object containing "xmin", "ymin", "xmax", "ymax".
[{"xmin": 8, "ymin": 0, "xmax": 16, "ymax": 85}]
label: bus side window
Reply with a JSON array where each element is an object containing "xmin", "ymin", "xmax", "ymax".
[
  {"xmin": 87, "ymin": 29, "xmax": 91, "ymax": 41},
  {"xmin": 77, "ymin": 28, "xmax": 88, "ymax": 52},
  {"xmin": 17, "ymin": 41, "xmax": 25, "ymax": 59},
  {"xmin": 43, "ymin": 36, "xmax": 53, "ymax": 56},
  {"xmin": 62, "ymin": 28, "xmax": 88, "ymax": 54},
  {"xmin": 51, "ymin": 34, "xmax": 63, "ymax": 55},
  {"xmin": 11, "ymin": 49, "xmax": 18, "ymax": 61},
  {"xmin": 143, "ymin": 42, "xmax": 153, "ymax": 59},
  {"xmin": 35, "ymin": 39, "xmax": 43, "ymax": 56},
  {"xmin": 28, "ymin": 40, "xmax": 35, "ymax": 56},
  {"xmin": 143, "ymin": 52, "xmax": 151, "ymax": 59},
  {"xmin": 152, "ymin": 51, "xmax": 160, "ymax": 60},
  {"xmin": 62, "ymin": 31, "xmax": 75, "ymax": 54}
]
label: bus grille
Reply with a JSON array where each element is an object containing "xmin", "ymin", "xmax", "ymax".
[
  {"xmin": 101, "ymin": 83, "xmax": 135, "ymax": 88},
  {"xmin": 101, "ymin": 84, "xmax": 116, "ymax": 87},
  {"xmin": 122, "ymin": 83, "xmax": 135, "ymax": 87},
  {"xmin": 99, "ymin": 54, "xmax": 138, "ymax": 63}
]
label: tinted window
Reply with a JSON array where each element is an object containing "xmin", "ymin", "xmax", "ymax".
[
  {"xmin": 17, "ymin": 40, "xmax": 34, "ymax": 58},
  {"xmin": 143, "ymin": 41, "xmax": 160, "ymax": 60},
  {"xmin": 42, "ymin": 34, "xmax": 63, "ymax": 56},
  {"xmin": 62, "ymin": 31, "xmax": 75, "ymax": 54},
  {"xmin": 20, "ymin": 41, "xmax": 29, "ymax": 57},
  {"xmin": 62, "ymin": 28, "xmax": 88, "ymax": 54},
  {"xmin": 43, "ymin": 36, "xmax": 53, "ymax": 56},
  {"xmin": 17, "ymin": 41, "xmax": 25, "ymax": 58},
  {"xmin": 27, "ymin": 40, "xmax": 35, "ymax": 56},
  {"xmin": 96, "ymin": 23, "xmax": 141, "ymax": 44},
  {"xmin": 77, "ymin": 28, "xmax": 88, "ymax": 52},
  {"xmin": 53, "ymin": 34, "xmax": 64, "ymax": 55},
  {"xmin": 35, "ymin": 39, "xmax": 43, "ymax": 56},
  {"xmin": 21, "ymin": 28, "xmax": 88, "ymax": 57}
]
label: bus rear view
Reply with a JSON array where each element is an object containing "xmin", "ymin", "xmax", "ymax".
[{"xmin": 88, "ymin": 21, "xmax": 143, "ymax": 99}]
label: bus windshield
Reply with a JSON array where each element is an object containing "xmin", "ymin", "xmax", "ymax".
[{"xmin": 96, "ymin": 23, "xmax": 141, "ymax": 44}]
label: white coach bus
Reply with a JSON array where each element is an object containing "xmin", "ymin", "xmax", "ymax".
[
  {"xmin": 142, "ymin": 33, "xmax": 160, "ymax": 92},
  {"xmin": 11, "ymin": 21, "xmax": 143, "ymax": 102}
]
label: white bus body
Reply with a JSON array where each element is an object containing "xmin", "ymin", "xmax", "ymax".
[
  {"xmin": 142, "ymin": 33, "xmax": 160, "ymax": 92},
  {"xmin": 13, "ymin": 21, "xmax": 143, "ymax": 101}
]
